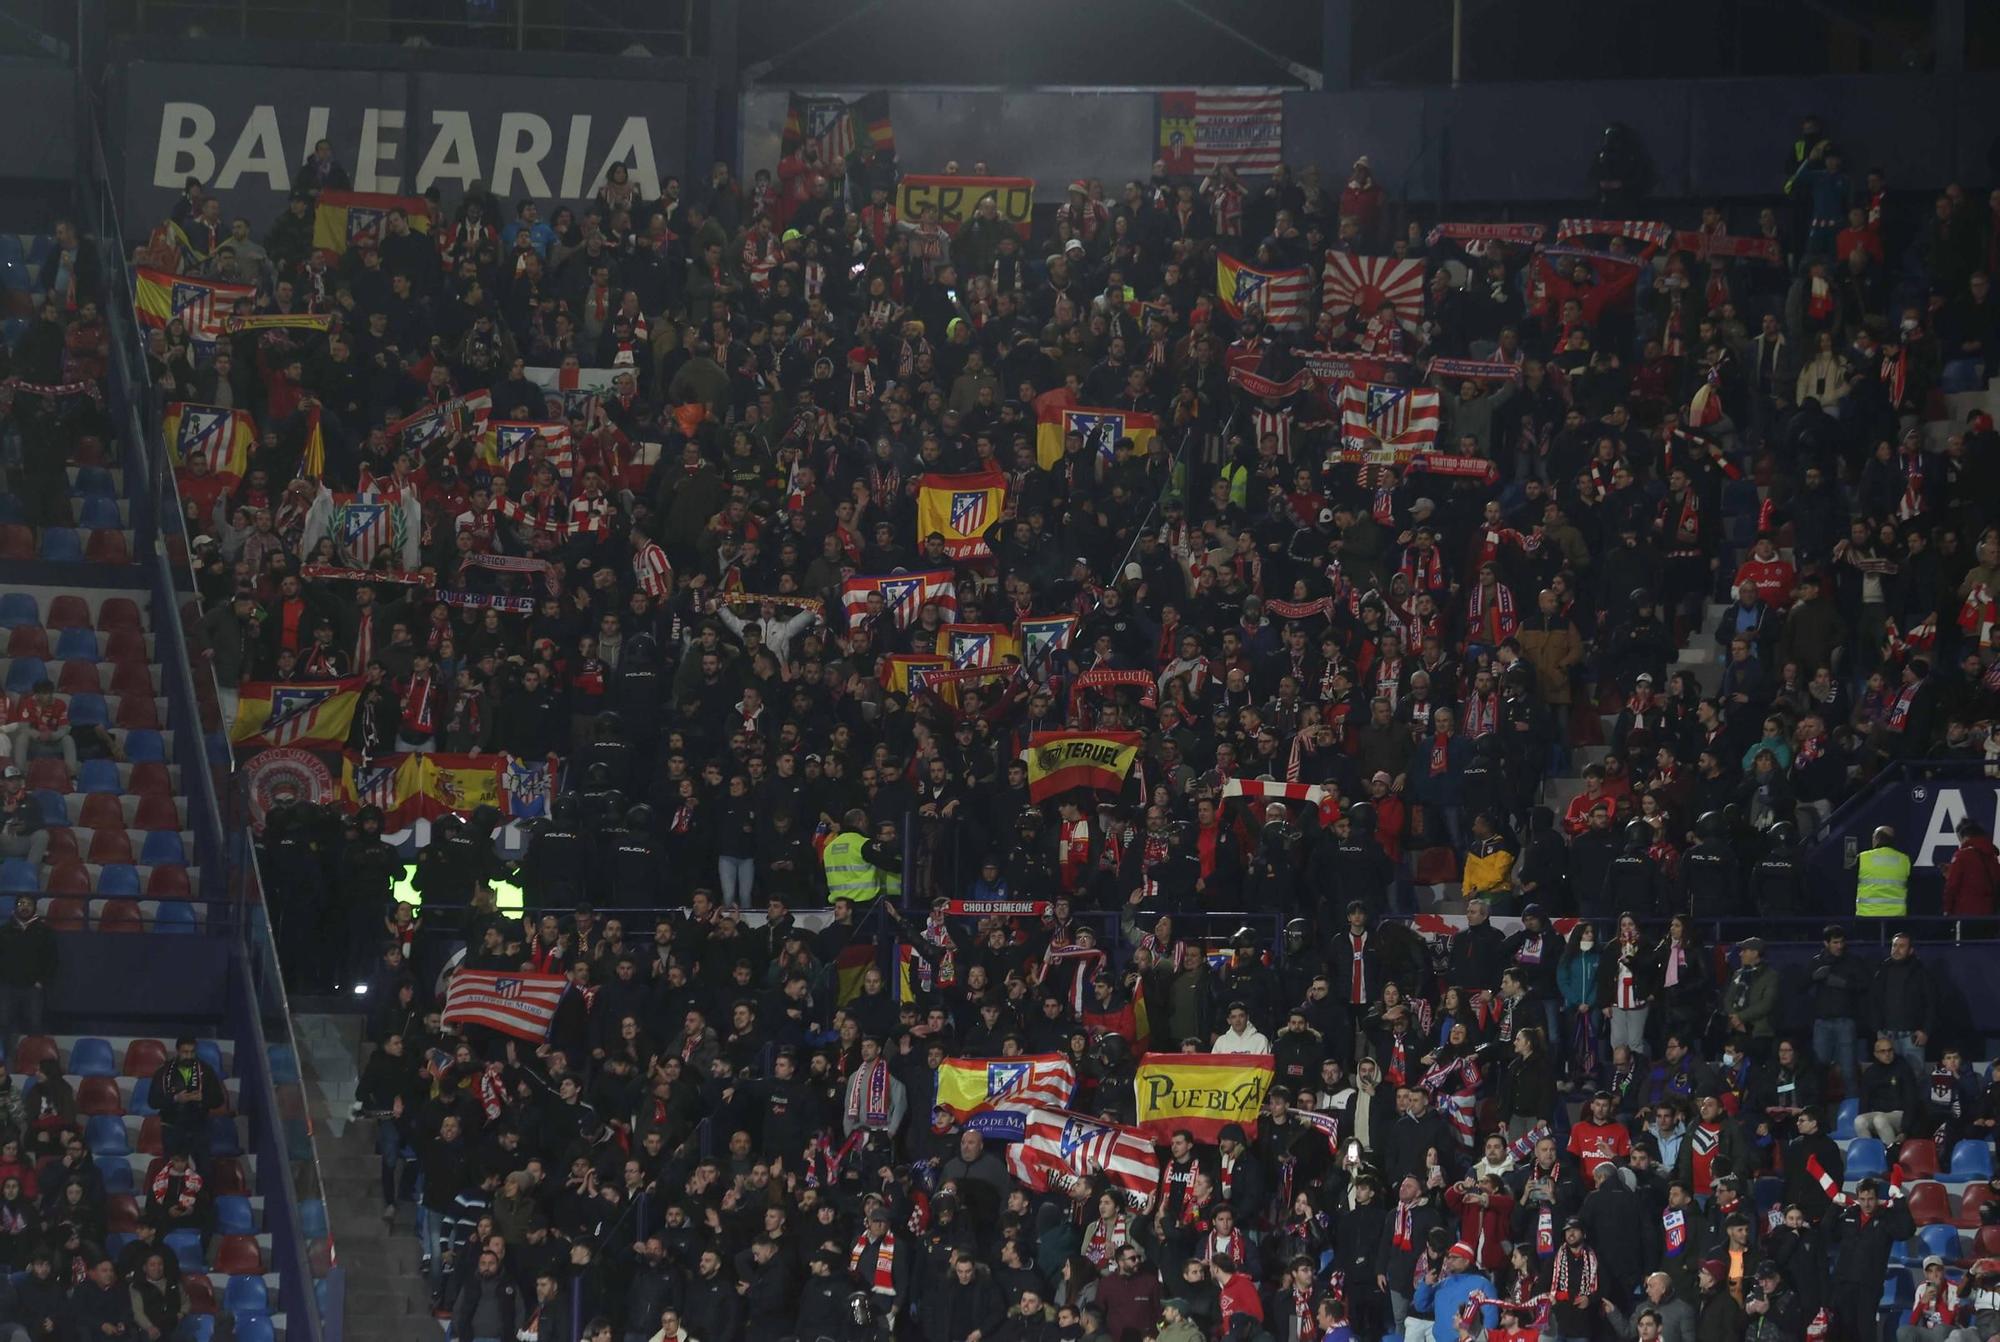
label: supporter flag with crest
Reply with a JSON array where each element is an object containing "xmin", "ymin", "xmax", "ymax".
[
  {"xmin": 916, "ymin": 471, "xmax": 1007, "ymax": 559},
  {"xmin": 311, "ymin": 190, "xmax": 432, "ymax": 255},
  {"xmin": 133, "ymin": 268, "xmax": 255, "ymax": 348},
  {"xmin": 1217, "ymin": 253, "xmax": 1309, "ymax": 329},
  {"xmin": 301, "ymin": 481, "xmax": 424, "ymax": 569},
  {"xmin": 162, "ymin": 402, "xmax": 254, "ymax": 483},
  {"xmin": 231, "ymin": 678, "xmax": 363, "ymax": 749},
  {"xmin": 389, "ymin": 391, "xmax": 492, "ymax": 455},
  {"xmin": 1339, "ymin": 381, "xmax": 1442, "ymax": 453},
  {"xmin": 781, "ymin": 91, "xmax": 896, "ymax": 161},
  {"xmin": 1005, "ymin": 1106, "xmax": 1163, "ymax": 1209},
  {"xmin": 940, "ymin": 624, "xmax": 1019, "ymax": 670},
  {"xmin": 840, "ymin": 570, "xmax": 959, "ymax": 628},
  {"xmin": 481, "ymin": 420, "xmax": 575, "ymax": 477},
  {"xmin": 1034, "ymin": 405, "xmax": 1159, "ymax": 469}
]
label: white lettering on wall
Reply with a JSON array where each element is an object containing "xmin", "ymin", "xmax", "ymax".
[
  {"xmin": 357, "ymin": 107, "xmax": 404, "ymax": 192},
  {"xmin": 414, "ymin": 110, "xmax": 482, "ymax": 193},
  {"xmin": 591, "ymin": 116, "xmax": 659, "ymax": 200},
  {"xmin": 558, "ymin": 114, "xmax": 594, "ymax": 199},
  {"xmin": 491, "ymin": 112, "xmax": 553, "ymax": 197},
  {"xmin": 153, "ymin": 102, "xmax": 217, "ymax": 187},
  {"xmin": 214, "ymin": 105, "xmax": 292, "ymax": 190}
]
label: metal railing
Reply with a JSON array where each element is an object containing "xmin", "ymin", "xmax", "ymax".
[{"xmin": 125, "ymin": 0, "xmax": 696, "ymax": 56}]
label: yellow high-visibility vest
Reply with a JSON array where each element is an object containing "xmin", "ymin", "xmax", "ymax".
[
  {"xmin": 1855, "ymin": 846, "xmax": 1910, "ymax": 917},
  {"xmin": 822, "ymin": 832, "xmax": 880, "ymax": 903}
]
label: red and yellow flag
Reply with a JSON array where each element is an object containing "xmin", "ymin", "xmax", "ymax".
[{"xmin": 1022, "ymin": 731, "xmax": 1142, "ymax": 803}]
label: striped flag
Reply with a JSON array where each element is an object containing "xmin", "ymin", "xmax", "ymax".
[
  {"xmin": 1222, "ymin": 778, "xmax": 1328, "ymax": 807},
  {"xmin": 839, "ymin": 570, "xmax": 958, "ymax": 628},
  {"xmin": 1322, "ymin": 253, "xmax": 1426, "ymax": 327},
  {"xmin": 1338, "ymin": 381, "xmax": 1441, "ymax": 453},
  {"xmin": 1217, "ymin": 253, "xmax": 1310, "ymax": 329},
  {"xmin": 483, "ymin": 420, "xmax": 575, "ymax": 477},
  {"xmin": 937, "ymin": 1055, "xmax": 1078, "ymax": 1118},
  {"xmin": 1006, "ymin": 1106, "xmax": 1162, "ymax": 1210},
  {"xmin": 441, "ymin": 969, "xmax": 569, "ymax": 1042},
  {"xmin": 1167, "ymin": 91, "xmax": 1284, "ymax": 173},
  {"xmin": 1295, "ymin": 1106, "xmax": 1343, "ymax": 1155}
]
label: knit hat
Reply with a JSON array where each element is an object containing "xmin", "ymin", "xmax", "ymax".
[
  {"xmin": 1700, "ymin": 1259, "xmax": 1727, "ymax": 1283},
  {"xmin": 1447, "ymin": 1242, "xmax": 1476, "ymax": 1263}
]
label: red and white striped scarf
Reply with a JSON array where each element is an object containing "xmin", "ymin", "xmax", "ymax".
[
  {"xmin": 850, "ymin": 1230, "xmax": 897, "ymax": 1292},
  {"xmin": 1465, "ymin": 582, "xmax": 1518, "ymax": 644},
  {"xmin": 1898, "ymin": 439, "xmax": 1925, "ymax": 519}
]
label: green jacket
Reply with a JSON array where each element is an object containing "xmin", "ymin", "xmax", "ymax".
[{"xmin": 1721, "ymin": 961, "xmax": 1781, "ymax": 1037}]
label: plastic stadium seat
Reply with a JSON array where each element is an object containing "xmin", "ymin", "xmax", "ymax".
[
  {"xmin": 66, "ymin": 693, "xmax": 107, "ymax": 727},
  {"xmin": 153, "ymin": 901, "xmax": 196, "ymax": 934},
  {"xmin": 76, "ymin": 1077, "xmax": 124, "ymax": 1116},
  {"xmin": 1845, "ymin": 1138, "xmax": 1889, "ymax": 1180},
  {"xmin": 146, "ymin": 866, "xmax": 191, "ymax": 899},
  {"xmin": 78, "ymin": 795, "xmax": 126, "ymax": 831},
  {"xmin": 136, "ymin": 1117, "xmax": 163, "ymax": 1155},
  {"xmin": 52, "ymin": 626, "xmax": 98, "ymax": 659},
  {"xmin": 122, "ymin": 1039, "xmax": 168, "ymax": 1078},
  {"xmin": 5, "ymin": 625, "xmax": 49, "ymax": 659},
  {"xmin": 95, "ymin": 600, "xmax": 140, "ymax": 634},
  {"xmin": 113, "ymin": 696, "xmax": 160, "ymax": 729},
  {"xmin": 43, "ymin": 596, "xmax": 86, "ymax": 629},
  {"xmin": 1949, "ymin": 1142, "xmax": 1994, "ymax": 1182},
  {"xmin": 37, "ymin": 529, "xmax": 82, "ymax": 563},
  {"xmin": 99, "ymin": 1162, "xmax": 132, "ymax": 1195},
  {"xmin": 67, "ymin": 1037, "xmax": 116, "ymax": 1077},
  {"xmin": 105, "ymin": 1194, "xmax": 139, "ymax": 1234},
  {"xmin": 184, "ymin": 1273, "xmax": 217, "ymax": 1314},
  {"xmin": 94, "ymin": 864, "xmax": 139, "ymax": 896},
  {"xmin": 76, "ymin": 759, "xmax": 121, "ymax": 795},
  {"xmin": 83, "ymin": 1114, "xmax": 127, "ymax": 1157},
  {"xmin": 24, "ymin": 758, "xmax": 69, "ymax": 793},
  {"xmin": 1979, "ymin": 1225, "xmax": 2000, "ymax": 1258},
  {"xmin": 299, "ymin": 1197, "xmax": 327, "ymax": 1240},
  {"xmin": 0, "ymin": 859, "xmax": 36, "ymax": 894},
  {"xmin": 104, "ymin": 628, "xmax": 148, "ymax": 662},
  {"xmin": 1916, "ymin": 1223, "xmax": 1962, "ymax": 1264},
  {"xmin": 214, "ymin": 1235, "xmax": 262, "ymax": 1275},
  {"xmin": 108, "ymin": 661, "xmax": 155, "ymax": 697},
  {"xmin": 4, "ymin": 656, "xmax": 46, "ymax": 692},
  {"xmin": 96, "ymin": 899, "xmax": 143, "ymax": 933},
  {"xmin": 44, "ymin": 898, "xmax": 85, "ymax": 932},
  {"xmin": 129, "ymin": 762, "xmax": 172, "ymax": 798},
  {"xmin": 162, "ymin": 1229, "xmax": 203, "ymax": 1273},
  {"xmin": 71, "ymin": 467, "xmax": 115, "ymax": 498},
  {"xmin": 84, "ymin": 530, "xmax": 131, "ymax": 565},
  {"xmin": 41, "ymin": 829, "xmax": 77, "ymax": 862},
  {"xmin": 0, "ymin": 525, "xmax": 34, "ymax": 562},
  {"xmin": 1899, "ymin": 1141, "xmax": 1941, "ymax": 1180},
  {"xmin": 221, "ymin": 1273, "xmax": 267, "ymax": 1316},
  {"xmin": 198, "ymin": 1040, "xmax": 227, "ymax": 1080},
  {"xmin": 1908, "ymin": 1180, "xmax": 1952, "ymax": 1226},
  {"xmin": 233, "ymin": 1316, "xmax": 275, "ymax": 1342},
  {"xmin": 213, "ymin": 1196, "xmax": 255, "ymax": 1236},
  {"xmin": 85, "ymin": 829, "xmax": 134, "ymax": 864},
  {"xmin": 122, "ymin": 730, "xmax": 165, "ymax": 762},
  {"xmin": 44, "ymin": 863, "xmax": 88, "ymax": 895},
  {"xmin": 55, "ymin": 659, "xmax": 101, "ymax": 694},
  {"xmin": 133, "ymin": 796, "xmax": 180, "ymax": 831},
  {"xmin": 206, "ymin": 1115, "xmax": 241, "ymax": 1155},
  {"xmin": 9, "ymin": 1035, "xmax": 57, "ymax": 1074},
  {"xmin": 139, "ymin": 831, "xmax": 185, "ymax": 866},
  {"xmin": 264, "ymin": 1044, "xmax": 292, "ymax": 1086},
  {"xmin": 124, "ymin": 1083, "xmax": 155, "ymax": 1117},
  {"xmin": 0, "ymin": 593, "xmax": 38, "ymax": 627},
  {"xmin": 76, "ymin": 498, "xmax": 121, "ymax": 529},
  {"xmin": 33, "ymin": 791, "xmax": 68, "ymax": 828},
  {"xmin": 207, "ymin": 1158, "xmax": 246, "ymax": 1197}
]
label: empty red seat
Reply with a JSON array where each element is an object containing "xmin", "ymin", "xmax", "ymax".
[
  {"xmin": 24, "ymin": 759, "xmax": 70, "ymax": 793},
  {"xmin": 105, "ymin": 1194, "xmax": 139, "ymax": 1234},
  {"xmin": 112, "ymin": 696, "xmax": 159, "ymax": 729},
  {"xmin": 214, "ymin": 1235, "xmax": 262, "ymax": 1275},
  {"xmin": 108, "ymin": 661, "xmax": 155, "ymax": 697},
  {"xmin": 1978, "ymin": 1224, "xmax": 2000, "ymax": 1258},
  {"xmin": 135, "ymin": 1116, "xmax": 162, "ymax": 1153},
  {"xmin": 45, "ymin": 897, "xmax": 86, "ymax": 931},
  {"xmin": 42, "ymin": 830, "xmax": 78, "ymax": 861},
  {"xmin": 76, "ymin": 1077, "xmax": 124, "ymax": 1116},
  {"xmin": 84, "ymin": 530, "xmax": 131, "ymax": 565},
  {"xmin": 85, "ymin": 829, "xmax": 134, "ymax": 864},
  {"xmin": 45, "ymin": 596, "xmax": 90, "ymax": 630},
  {"xmin": 145, "ymin": 866, "xmax": 191, "ymax": 899},
  {"xmin": 73, "ymin": 435, "xmax": 105, "ymax": 465},
  {"xmin": 44, "ymin": 862, "xmax": 89, "ymax": 895},
  {"xmin": 103, "ymin": 628, "xmax": 148, "ymax": 663},
  {"xmin": 97, "ymin": 899, "xmax": 143, "ymax": 932},
  {"xmin": 1958, "ymin": 1185, "xmax": 1997, "ymax": 1228},
  {"xmin": 207, "ymin": 1158, "xmax": 246, "ymax": 1196},
  {"xmin": 1908, "ymin": 1178, "xmax": 1951, "ymax": 1225},
  {"xmin": 96, "ymin": 599, "xmax": 141, "ymax": 633},
  {"xmin": 129, "ymin": 763, "xmax": 171, "ymax": 799},
  {"xmin": 5, "ymin": 626, "xmax": 50, "ymax": 659},
  {"xmin": 1899, "ymin": 1141, "xmax": 1941, "ymax": 1181},
  {"xmin": 121, "ymin": 1039, "xmax": 168, "ymax": 1077},
  {"xmin": 77, "ymin": 795, "xmax": 126, "ymax": 831},
  {"xmin": 0, "ymin": 526, "xmax": 33, "ymax": 562},
  {"xmin": 56, "ymin": 659, "xmax": 102, "ymax": 694},
  {"xmin": 132, "ymin": 795, "xmax": 180, "ymax": 831},
  {"xmin": 9, "ymin": 1036, "xmax": 59, "ymax": 1073},
  {"xmin": 183, "ymin": 1274, "xmax": 216, "ymax": 1315}
]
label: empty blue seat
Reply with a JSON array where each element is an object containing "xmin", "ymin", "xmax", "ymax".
[
  {"xmin": 66, "ymin": 693, "xmax": 106, "ymax": 727},
  {"xmin": 0, "ymin": 860, "xmax": 36, "ymax": 894},
  {"xmin": 1916, "ymin": 1223, "xmax": 1962, "ymax": 1264},
  {"xmin": 70, "ymin": 467, "xmax": 115, "ymax": 498},
  {"xmin": 1834, "ymin": 1097, "xmax": 1859, "ymax": 1140},
  {"xmin": 299, "ymin": 1197, "xmax": 326, "ymax": 1239},
  {"xmin": 52, "ymin": 627, "xmax": 97, "ymax": 659},
  {"xmin": 76, "ymin": 760, "xmax": 121, "ymax": 795},
  {"xmin": 1846, "ymin": 1137, "xmax": 1889, "ymax": 1181},
  {"xmin": 99, "ymin": 1162, "xmax": 133, "ymax": 1195},
  {"xmin": 0, "ymin": 594, "xmax": 36, "ymax": 628},
  {"xmin": 213, "ymin": 1195, "xmax": 254, "ymax": 1235},
  {"xmin": 184, "ymin": 1316, "xmax": 215, "ymax": 1342},
  {"xmin": 138, "ymin": 831, "xmax": 184, "ymax": 866},
  {"xmin": 222, "ymin": 1275, "xmax": 268, "ymax": 1316},
  {"xmin": 266, "ymin": 1044, "xmax": 295, "ymax": 1086},
  {"xmin": 206, "ymin": 1115, "xmax": 240, "ymax": 1156},
  {"xmin": 1950, "ymin": 1141, "xmax": 1994, "ymax": 1181},
  {"xmin": 32, "ymin": 791, "xmax": 66, "ymax": 827},
  {"xmin": 4, "ymin": 657, "xmax": 46, "ymax": 692},
  {"xmin": 104, "ymin": 1232, "xmax": 135, "ymax": 1261},
  {"xmin": 76, "ymin": 498, "xmax": 121, "ymax": 529},
  {"xmin": 83, "ymin": 1114, "xmax": 128, "ymax": 1157},
  {"xmin": 121, "ymin": 730, "xmax": 164, "ymax": 762},
  {"xmin": 37, "ymin": 530, "xmax": 81, "ymax": 563},
  {"xmin": 197, "ymin": 1040, "xmax": 227, "ymax": 1079},
  {"xmin": 95, "ymin": 864, "xmax": 139, "ymax": 896},
  {"xmin": 162, "ymin": 1229, "xmax": 203, "ymax": 1273},
  {"xmin": 233, "ymin": 1316, "xmax": 275, "ymax": 1342},
  {"xmin": 68, "ymin": 1038, "xmax": 115, "ymax": 1077},
  {"xmin": 127, "ymin": 1082, "xmax": 156, "ymax": 1116},
  {"xmin": 153, "ymin": 902, "xmax": 196, "ymax": 934},
  {"xmin": 1881, "ymin": 1266, "xmax": 1915, "ymax": 1312}
]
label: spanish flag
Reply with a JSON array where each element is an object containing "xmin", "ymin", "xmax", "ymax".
[
  {"xmin": 1083, "ymin": 978, "xmax": 1152, "ymax": 1052},
  {"xmin": 916, "ymin": 470, "xmax": 1007, "ymax": 560},
  {"xmin": 1022, "ymin": 730, "xmax": 1143, "ymax": 803},
  {"xmin": 230, "ymin": 679, "xmax": 363, "ymax": 749},
  {"xmin": 939, "ymin": 624, "xmax": 1019, "ymax": 669},
  {"xmin": 419, "ymin": 753, "xmax": 503, "ymax": 818},
  {"xmin": 133, "ymin": 268, "xmax": 255, "ymax": 343},
  {"xmin": 1034, "ymin": 403, "xmax": 1160, "ymax": 469},
  {"xmin": 1215, "ymin": 252, "xmax": 1310, "ymax": 329},
  {"xmin": 338, "ymin": 752, "xmax": 426, "ymax": 830},
  {"xmin": 834, "ymin": 943, "xmax": 877, "ymax": 1006},
  {"xmin": 880, "ymin": 653, "xmax": 949, "ymax": 695},
  {"xmin": 1132, "ymin": 1051, "xmax": 1274, "ymax": 1142},
  {"xmin": 313, "ymin": 190, "xmax": 432, "ymax": 254},
  {"xmin": 298, "ymin": 406, "xmax": 326, "ymax": 481},
  {"xmin": 162, "ymin": 402, "xmax": 254, "ymax": 483}
]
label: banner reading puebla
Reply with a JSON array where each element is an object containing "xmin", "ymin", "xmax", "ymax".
[{"xmin": 1132, "ymin": 1052, "xmax": 1274, "ymax": 1142}]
